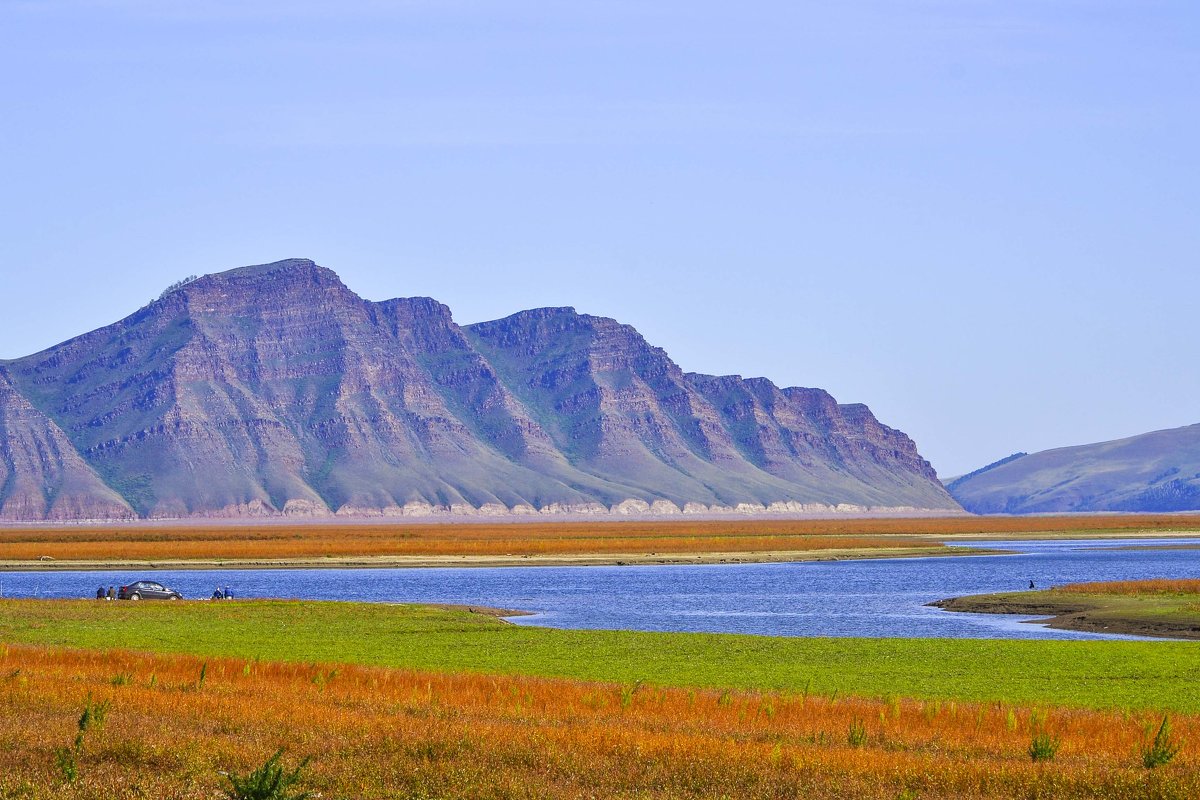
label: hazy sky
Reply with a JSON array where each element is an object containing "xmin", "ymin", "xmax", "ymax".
[{"xmin": 2, "ymin": 1, "xmax": 1197, "ymax": 477}]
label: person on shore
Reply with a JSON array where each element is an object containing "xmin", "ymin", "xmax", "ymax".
[
  {"xmin": 224, "ymin": 586, "xmax": 233, "ymax": 600},
  {"xmin": 211, "ymin": 586, "xmax": 224, "ymax": 601},
  {"xmin": 107, "ymin": 586, "xmax": 116, "ymax": 600},
  {"xmin": 96, "ymin": 586, "xmax": 105, "ymax": 600}
]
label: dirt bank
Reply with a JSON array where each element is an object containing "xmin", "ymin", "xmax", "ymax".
[{"xmin": 931, "ymin": 592, "xmax": 1200, "ymax": 640}]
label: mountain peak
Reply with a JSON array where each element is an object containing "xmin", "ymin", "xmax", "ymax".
[
  {"xmin": 153, "ymin": 259, "xmax": 357, "ymax": 317},
  {"xmin": 153, "ymin": 259, "xmax": 346, "ymax": 306},
  {"xmin": 478, "ymin": 306, "xmax": 580, "ymax": 325},
  {"xmin": 1, "ymin": 260, "xmax": 960, "ymax": 520},
  {"xmin": 208, "ymin": 257, "xmax": 340, "ymax": 285}
]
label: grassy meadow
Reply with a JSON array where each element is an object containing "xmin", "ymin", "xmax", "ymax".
[
  {"xmin": 3, "ymin": 548, "xmax": 1200, "ymax": 797},
  {"xmin": 1, "ymin": 600, "xmax": 1199, "ymax": 799},
  {"xmin": 2, "ymin": 642, "xmax": 1198, "ymax": 800},
  {"xmin": 1, "ymin": 600, "xmax": 1198, "ymax": 712}
]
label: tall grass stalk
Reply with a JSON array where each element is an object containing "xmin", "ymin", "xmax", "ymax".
[
  {"xmin": 1142, "ymin": 715, "xmax": 1182, "ymax": 769},
  {"xmin": 848, "ymin": 718, "xmax": 868, "ymax": 748}
]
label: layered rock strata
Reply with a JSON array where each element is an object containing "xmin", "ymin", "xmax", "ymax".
[{"xmin": 0, "ymin": 259, "xmax": 959, "ymax": 520}]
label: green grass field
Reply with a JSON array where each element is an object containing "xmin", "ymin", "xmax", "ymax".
[{"xmin": 2, "ymin": 599, "xmax": 1198, "ymax": 712}]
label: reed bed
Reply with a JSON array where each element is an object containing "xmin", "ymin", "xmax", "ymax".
[
  {"xmin": 1, "ymin": 513, "xmax": 1197, "ymax": 562},
  {"xmin": 0, "ymin": 532, "xmax": 938, "ymax": 561},
  {"xmin": 1052, "ymin": 580, "xmax": 1200, "ymax": 596},
  {"xmin": 0, "ymin": 643, "xmax": 1195, "ymax": 799}
]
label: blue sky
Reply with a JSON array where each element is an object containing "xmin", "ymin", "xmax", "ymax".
[{"xmin": 2, "ymin": 1, "xmax": 1197, "ymax": 477}]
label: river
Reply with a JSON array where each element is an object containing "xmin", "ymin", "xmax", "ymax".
[{"xmin": 2, "ymin": 537, "xmax": 1198, "ymax": 640}]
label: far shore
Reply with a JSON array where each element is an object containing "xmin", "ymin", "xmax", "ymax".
[
  {"xmin": 0, "ymin": 510, "xmax": 973, "ymax": 529},
  {"xmin": 2, "ymin": 511, "xmax": 1200, "ymax": 532},
  {"xmin": 1083, "ymin": 542, "xmax": 1200, "ymax": 551},
  {"xmin": 933, "ymin": 529, "xmax": 1200, "ymax": 541},
  {"xmin": 1, "ymin": 514, "xmax": 1196, "ymax": 572},
  {"xmin": 0, "ymin": 545, "xmax": 1005, "ymax": 573}
]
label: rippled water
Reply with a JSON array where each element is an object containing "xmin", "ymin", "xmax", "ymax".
[{"xmin": 2, "ymin": 538, "xmax": 1198, "ymax": 640}]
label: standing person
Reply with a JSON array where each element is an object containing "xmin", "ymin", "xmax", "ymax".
[
  {"xmin": 96, "ymin": 586, "xmax": 105, "ymax": 600},
  {"xmin": 107, "ymin": 586, "xmax": 116, "ymax": 601}
]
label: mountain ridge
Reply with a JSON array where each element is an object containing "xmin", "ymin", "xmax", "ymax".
[
  {"xmin": 0, "ymin": 258, "xmax": 959, "ymax": 521},
  {"xmin": 947, "ymin": 425, "xmax": 1200, "ymax": 514}
]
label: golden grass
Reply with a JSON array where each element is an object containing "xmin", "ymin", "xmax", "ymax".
[
  {"xmin": 1053, "ymin": 579, "xmax": 1200, "ymax": 596},
  {"xmin": 0, "ymin": 529, "xmax": 937, "ymax": 561},
  {"xmin": 0, "ymin": 643, "xmax": 1195, "ymax": 799},
  {"xmin": 0, "ymin": 513, "xmax": 1197, "ymax": 562}
]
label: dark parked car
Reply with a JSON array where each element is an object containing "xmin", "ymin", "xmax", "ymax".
[{"xmin": 118, "ymin": 580, "xmax": 183, "ymax": 601}]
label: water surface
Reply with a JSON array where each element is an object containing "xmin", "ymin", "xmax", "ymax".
[{"xmin": 3, "ymin": 537, "xmax": 1198, "ymax": 640}]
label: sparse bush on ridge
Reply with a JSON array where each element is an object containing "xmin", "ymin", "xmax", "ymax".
[{"xmin": 158, "ymin": 274, "xmax": 198, "ymax": 299}]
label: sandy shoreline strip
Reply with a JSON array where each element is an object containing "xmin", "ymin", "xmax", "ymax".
[
  {"xmin": 421, "ymin": 603, "xmax": 533, "ymax": 618},
  {"xmin": 934, "ymin": 530, "xmax": 1200, "ymax": 541},
  {"xmin": 0, "ymin": 545, "xmax": 1005, "ymax": 572}
]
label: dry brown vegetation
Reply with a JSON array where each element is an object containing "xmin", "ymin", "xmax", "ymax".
[
  {"xmin": 0, "ymin": 514, "xmax": 1197, "ymax": 563},
  {"xmin": 0, "ymin": 524, "xmax": 938, "ymax": 561},
  {"xmin": 1, "ymin": 643, "xmax": 1196, "ymax": 799},
  {"xmin": 1053, "ymin": 579, "xmax": 1200, "ymax": 596}
]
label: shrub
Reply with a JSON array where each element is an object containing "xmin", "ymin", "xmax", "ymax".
[
  {"xmin": 159, "ymin": 275, "xmax": 198, "ymax": 299},
  {"xmin": 53, "ymin": 694, "xmax": 111, "ymax": 782},
  {"xmin": 53, "ymin": 746, "xmax": 78, "ymax": 784},
  {"xmin": 78, "ymin": 694, "xmax": 110, "ymax": 733},
  {"xmin": 1028, "ymin": 731, "xmax": 1059, "ymax": 762},
  {"xmin": 1142, "ymin": 715, "xmax": 1182, "ymax": 769},
  {"xmin": 848, "ymin": 718, "xmax": 868, "ymax": 747},
  {"xmin": 220, "ymin": 749, "xmax": 313, "ymax": 800}
]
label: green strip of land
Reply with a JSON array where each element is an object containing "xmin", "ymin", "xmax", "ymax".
[
  {"xmin": 934, "ymin": 587, "xmax": 1200, "ymax": 640},
  {"xmin": 1, "ymin": 599, "xmax": 1198, "ymax": 712}
]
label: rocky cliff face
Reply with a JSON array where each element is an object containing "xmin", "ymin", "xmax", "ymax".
[
  {"xmin": 0, "ymin": 367, "xmax": 135, "ymax": 520},
  {"xmin": 466, "ymin": 309, "xmax": 952, "ymax": 510},
  {"xmin": 0, "ymin": 259, "xmax": 959, "ymax": 520}
]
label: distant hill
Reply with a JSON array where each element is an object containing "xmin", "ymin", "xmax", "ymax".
[
  {"xmin": 943, "ymin": 453, "xmax": 1028, "ymax": 490},
  {"xmin": 946, "ymin": 425, "xmax": 1200, "ymax": 514},
  {"xmin": 0, "ymin": 258, "xmax": 958, "ymax": 521}
]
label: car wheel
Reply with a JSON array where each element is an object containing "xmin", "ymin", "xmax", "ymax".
[
  {"xmin": 169, "ymin": 595, "xmax": 179, "ymax": 601},
  {"xmin": 129, "ymin": 593, "xmax": 141, "ymax": 601}
]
